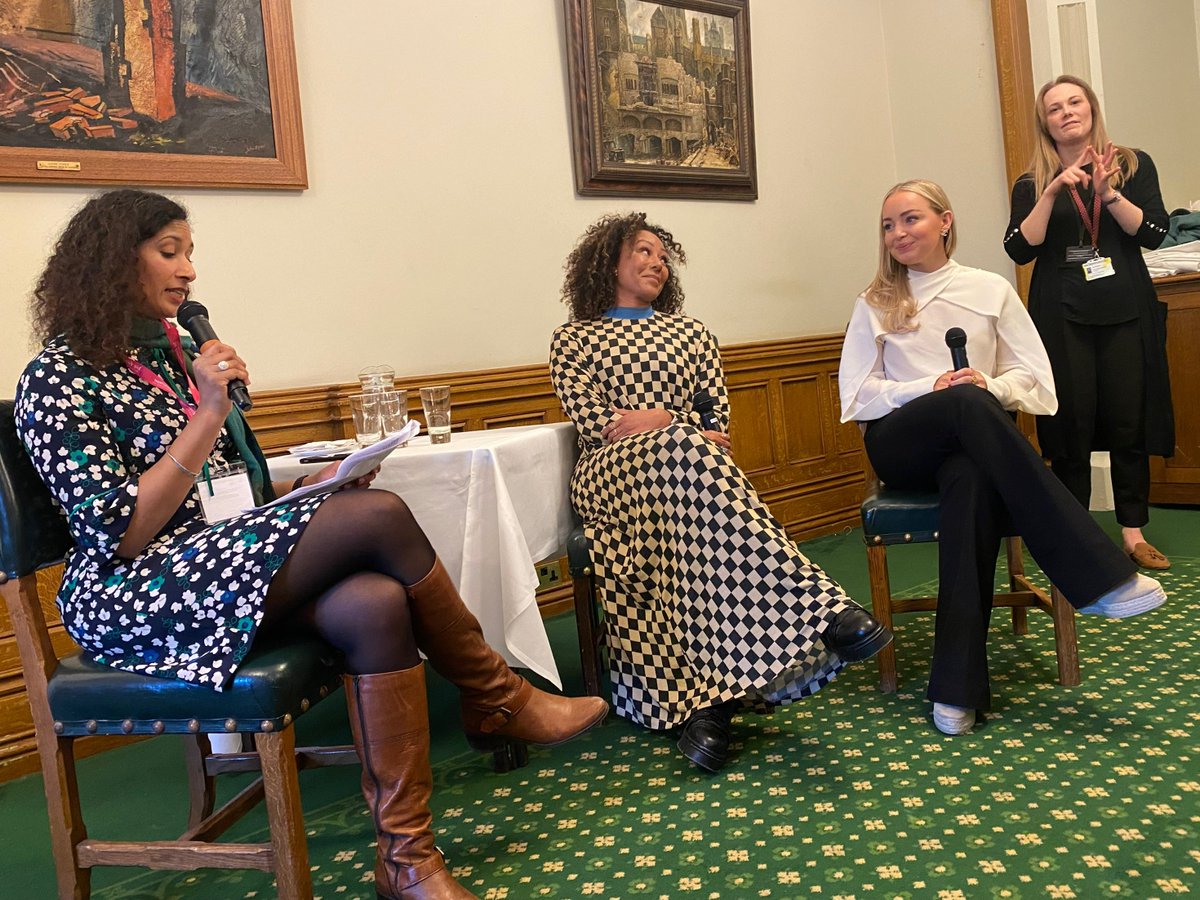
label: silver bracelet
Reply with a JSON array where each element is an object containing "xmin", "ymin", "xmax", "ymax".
[{"xmin": 165, "ymin": 449, "xmax": 201, "ymax": 478}]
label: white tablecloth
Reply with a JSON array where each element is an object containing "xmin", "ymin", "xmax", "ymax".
[{"xmin": 269, "ymin": 423, "xmax": 578, "ymax": 686}]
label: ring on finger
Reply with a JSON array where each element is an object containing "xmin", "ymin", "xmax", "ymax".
[{"xmin": 217, "ymin": 360, "xmax": 230, "ymax": 371}]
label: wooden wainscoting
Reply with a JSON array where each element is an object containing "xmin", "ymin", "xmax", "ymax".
[{"xmin": 0, "ymin": 332, "xmax": 865, "ymax": 782}]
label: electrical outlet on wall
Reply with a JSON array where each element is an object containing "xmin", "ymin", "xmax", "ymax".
[{"xmin": 535, "ymin": 560, "xmax": 564, "ymax": 591}]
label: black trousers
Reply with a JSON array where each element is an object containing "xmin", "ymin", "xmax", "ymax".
[
  {"xmin": 863, "ymin": 386, "xmax": 1134, "ymax": 710},
  {"xmin": 1048, "ymin": 318, "xmax": 1149, "ymax": 527}
]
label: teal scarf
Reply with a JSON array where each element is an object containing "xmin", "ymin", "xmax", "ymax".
[{"xmin": 129, "ymin": 317, "xmax": 276, "ymax": 505}]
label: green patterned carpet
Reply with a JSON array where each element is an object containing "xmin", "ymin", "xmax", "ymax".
[{"xmin": 84, "ymin": 548, "xmax": 1198, "ymax": 900}]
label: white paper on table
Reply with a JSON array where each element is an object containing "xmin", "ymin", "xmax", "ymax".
[{"xmin": 254, "ymin": 419, "xmax": 421, "ymax": 510}]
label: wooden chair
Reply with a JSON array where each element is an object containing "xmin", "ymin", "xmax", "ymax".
[
  {"xmin": 566, "ymin": 522, "xmax": 606, "ymax": 698},
  {"xmin": 861, "ymin": 484, "xmax": 1080, "ymax": 694},
  {"xmin": 0, "ymin": 399, "xmax": 358, "ymax": 900}
]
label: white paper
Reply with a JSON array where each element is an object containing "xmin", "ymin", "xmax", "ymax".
[{"xmin": 257, "ymin": 419, "xmax": 421, "ymax": 509}]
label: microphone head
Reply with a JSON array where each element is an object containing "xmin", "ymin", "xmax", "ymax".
[
  {"xmin": 176, "ymin": 299, "xmax": 209, "ymax": 329},
  {"xmin": 692, "ymin": 391, "xmax": 715, "ymax": 413},
  {"xmin": 945, "ymin": 327, "xmax": 967, "ymax": 349}
]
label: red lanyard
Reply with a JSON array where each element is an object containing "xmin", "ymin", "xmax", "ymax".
[
  {"xmin": 125, "ymin": 320, "xmax": 200, "ymax": 419},
  {"xmin": 1067, "ymin": 185, "xmax": 1101, "ymax": 248}
]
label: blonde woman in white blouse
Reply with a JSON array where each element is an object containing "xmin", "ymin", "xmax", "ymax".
[{"xmin": 839, "ymin": 180, "xmax": 1165, "ymax": 736}]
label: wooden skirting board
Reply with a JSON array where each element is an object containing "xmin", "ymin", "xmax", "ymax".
[{"xmin": 0, "ymin": 332, "xmax": 866, "ymax": 782}]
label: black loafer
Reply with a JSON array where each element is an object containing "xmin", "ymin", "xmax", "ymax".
[
  {"xmin": 825, "ymin": 607, "xmax": 893, "ymax": 662},
  {"xmin": 677, "ymin": 701, "xmax": 737, "ymax": 772}
]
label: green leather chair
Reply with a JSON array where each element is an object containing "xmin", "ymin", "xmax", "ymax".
[
  {"xmin": 0, "ymin": 399, "xmax": 357, "ymax": 899},
  {"xmin": 860, "ymin": 483, "xmax": 1080, "ymax": 694}
]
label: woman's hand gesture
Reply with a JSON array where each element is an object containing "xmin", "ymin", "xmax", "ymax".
[
  {"xmin": 1045, "ymin": 147, "xmax": 1092, "ymax": 198},
  {"xmin": 1088, "ymin": 142, "xmax": 1118, "ymax": 199},
  {"xmin": 192, "ymin": 341, "xmax": 249, "ymax": 418}
]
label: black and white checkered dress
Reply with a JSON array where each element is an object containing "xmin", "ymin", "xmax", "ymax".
[{"xmin": 550, "ymin": 310, "xmax": 852, "ymax": 731}]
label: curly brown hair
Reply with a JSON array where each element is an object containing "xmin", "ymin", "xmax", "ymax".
[
  {"xmin": 31, "ymin": 189, "xmax": 189, "ymax": 367},
  {"xmin": 560, "ymin": 212, "xmax": 686, "ymax": 321}
]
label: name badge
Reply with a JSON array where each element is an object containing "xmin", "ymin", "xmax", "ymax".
[
  {"xmin": 193, "ymin": 463, "xmax": 254, "ymax": 524},
  {"xmin": 1082, "ymin": 256, "xmax": 1116, "ymax": 281},
  {"xmin": 1064, "ymin": 245, "xmax": 1095, "ymax": 263}
]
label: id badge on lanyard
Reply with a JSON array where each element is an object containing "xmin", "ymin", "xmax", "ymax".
[
  {"xmin": 1067, "ymin": 186, "xmax": 1115, "ymax": 281},
  {"xmin": 193, "ymin": 462, "xmax": 254, "ymax": 524}
]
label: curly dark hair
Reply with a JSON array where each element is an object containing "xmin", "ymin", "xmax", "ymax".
[
  {"xmin": 560, "ymin": 212, "xmax": 686, "ymax": 321},
  {"xmin": 30, "ymin": 189, "xmax": 189, "ymax": 367}
]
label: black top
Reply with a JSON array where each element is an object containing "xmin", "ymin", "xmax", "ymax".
[{"xmin": 1003, "ymin": 149, "xmax": 1175, "ymax": 459}]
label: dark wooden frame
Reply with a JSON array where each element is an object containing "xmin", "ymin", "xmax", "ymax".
[
  {"xmin": 563, "ymin": 0, "xmax": 757, "ymax": 200},
  {"xmin": 0, "ymin": 0, "xmax": 306, "ymax": 190}
]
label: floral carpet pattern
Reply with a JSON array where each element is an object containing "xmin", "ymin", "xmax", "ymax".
[{"xmin": 96, "ymin": 553, "xmax": 1198, "ymax": 899}]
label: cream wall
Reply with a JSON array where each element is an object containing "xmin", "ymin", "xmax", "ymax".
[{"xmin": 2, "ymin": 1, "xmax": 1010, "ymax": 393}]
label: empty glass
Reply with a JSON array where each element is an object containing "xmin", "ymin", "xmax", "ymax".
[
  {"xmin": 358, "ymin": 364, "xmax": 395, "ymax": 394},
  {"xmin": 349, "ymin": 393, "xmax": 382, "ymax": 445},
  {"xmin": 419, "ymin": 385, "xmax": 452, "ymax": 444},
  {"xmin": 379, "ymin": 389, "xmax": 409, "ymax": 444}
]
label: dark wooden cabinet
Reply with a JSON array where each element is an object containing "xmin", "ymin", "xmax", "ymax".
[{"xmin": 1150, "ymin": 273, "xmax": 1200, "ymax": 504}]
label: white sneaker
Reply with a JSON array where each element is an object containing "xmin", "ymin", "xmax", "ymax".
[
  {"xmin": 1078, "ymin": 573, "xmax": 1167, "ymax": 619},
  {"xmin": 932, "ymin": 703, "xmax": 976, "ymax": 735}
]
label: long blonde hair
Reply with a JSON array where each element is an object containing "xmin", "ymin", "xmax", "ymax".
[
  {"xmin": 1028, "ymin": 75, "xmax": 1138, "ymax": 196},
  {"xmin": 863, "ymin": 179, "xmax": 957, "ymax": 334}
]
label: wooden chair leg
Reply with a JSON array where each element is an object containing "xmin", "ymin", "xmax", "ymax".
[
  {"xmin": 1050, "ymin": 585, "xmax": 1081, "ymax": 686},
  {"xmin": 866, "ymin": 544, "xmax": 898, "ymax": 693},
  {"xmin": 1005, "ymin": 537, "xmax": 1029, "ymax": 635},
  {"xmin": 573, "ymin": 573, "xmax": 603, "ymax": 698},
  {"xmin": 256, "ymin": 729, "xmax": 313, "ymax": 900},
  {"xmin": 38, "ymin": 733, "xmax": 90, "ymax": 900},
  {"xmin": 184, "ymin": 733, "xmax": 217, "ymax": 830}
]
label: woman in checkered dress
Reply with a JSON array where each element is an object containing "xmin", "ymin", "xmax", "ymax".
[{"xmin": 550, "ymin": 212, "xmax": 893, "ymax": 772}]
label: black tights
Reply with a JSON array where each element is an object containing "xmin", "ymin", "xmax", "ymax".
[{"xmin": 259, "ymin": 489, "xmax": 437, "ymax": 675}]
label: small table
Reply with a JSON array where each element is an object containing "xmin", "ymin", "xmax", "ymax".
[{"xmin": 270, "ymin": 423, "xmax": 579, "ymax": 687}]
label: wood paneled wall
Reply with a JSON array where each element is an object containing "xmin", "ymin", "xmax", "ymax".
[{"xmin": 0, "ymin": 332, "xmax": 865, "ymax": 782}]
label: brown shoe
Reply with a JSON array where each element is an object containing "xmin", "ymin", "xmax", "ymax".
[
  {"xmin": 344, "ymin": 668, "xmax": 477, "ymax": 899},
  {"xmin": 404, "ymin": 558, "xmax": 608, "ymax": 750},
  {"xmin": 1129, "ymin": 542, "xmax": 1170, "ymax": 570}
]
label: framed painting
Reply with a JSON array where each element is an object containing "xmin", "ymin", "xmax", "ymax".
[
  {"xmin": 563, "ymin": 0, "xmax": 756, "ymax": 200},
  {"xmin": 0, "ymin": 0, "xmax": 305, "ymax": 189}
]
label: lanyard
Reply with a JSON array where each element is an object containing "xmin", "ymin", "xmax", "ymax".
[
  {"xmin": 124, "ymin": 319, "xmax": 200, "ymax": 419},
  {"xmin": 1067, "ymin": 185, "xmax": 1101, "ymax": 249}
]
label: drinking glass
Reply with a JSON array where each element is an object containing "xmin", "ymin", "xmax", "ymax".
[
  {"xmin": 349, "ymin": 393, "xmax": 382, "ymax": 445},
  {"xmin": 419, "ymin": 385, "xmax": 452, "ymax": 444},
  {"xmin": 358, "ymin": 364, "xmax": 395, "ymax": 394},
  {"xmin": 379, "ymin": 389, "xmax": 409, "ymax": 444}
]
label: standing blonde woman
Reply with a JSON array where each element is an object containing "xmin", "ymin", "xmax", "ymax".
[
  {"xmin": 840, "ymin": 180, "xmax": 1165, "ymax": 736},
  {"xmin": 1004, "ymin": 75, "xmax": 1173, "ymax": 570}
]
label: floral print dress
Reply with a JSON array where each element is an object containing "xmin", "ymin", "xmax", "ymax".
[{"xmin": 15, "ymin": 337, "xmax": 327, "ymax": 691}]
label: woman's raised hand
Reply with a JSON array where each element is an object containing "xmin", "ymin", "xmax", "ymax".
[
  {"xmin": 192, "ymin": 341, "xmax": 249, "ymax": 417},
  {"xmin": 1045, "ymin": 147, "xmax": 1093, "ymax": 197},
  {"xmin": 1088, "ymin": 142, "xmax": 1117, "ymax": 198}
]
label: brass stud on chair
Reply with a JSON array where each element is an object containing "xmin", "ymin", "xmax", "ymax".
[
  {"xmin": 187, "ymin": 719, "xmax": 200, "ymax": 733},
  {"xmin": 300, "ymin": 698, "xmax": 311, "ymax": 712},
  {"xmin": 260, "ymin": 720, "xmax": 274, "ymax": 733},
  {"xmin": 933, "ymin": 530, "xmax": 940, "ymax": 540},
  {"xmin": 282, "ymin": 713, "xmax": 293, "ymax": 727},
  {"xmin": 85, "ymin": 720, "xmax": 98, "ymax": 734},
  {"xmin": 152, "ymin": 720, "xmax": 165, "ymax": 734},
  {"xmin": 318, "ymin": 685, "xmax": 329, "ymax": 698},
  {"xmin": 903, "ymin": 533, "xmax": 913, "ymax": 542},
  {"xmin": 872, "ymin": 535, "xmax": 883, "ymax": 545},
  {"xmin": 53, "ymin": 722, "xmax": 64, "ymax": 735},
  {"xmin": 224, "ymin": 718, "xmax": 238, "ymax": 732},
  {"xmin": 121, "ymin": 719, "xmax": 134, "ymax": 734}
]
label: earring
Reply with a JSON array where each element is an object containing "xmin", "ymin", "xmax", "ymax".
[{"xmin": 941, "ymin": 229, "xmax": 949, "ymax": 238}]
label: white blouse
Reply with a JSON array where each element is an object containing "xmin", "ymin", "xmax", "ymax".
[{"xmin": 839, "ymin": 260, "xmax": 1057, "ymax": 422}]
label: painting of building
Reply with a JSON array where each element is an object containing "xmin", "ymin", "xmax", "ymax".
[
  {"xmin": 0, "ymin": 0, "xmax": 276, "ymax": 156},
  {"xmin": 592, "ymin": 0, "xmax": 741, "ymax": 169}
]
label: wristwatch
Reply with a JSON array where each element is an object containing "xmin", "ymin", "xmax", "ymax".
[{"xmin": 1102, "ymin": 190, "xmax": 1123, "ymax": 207}]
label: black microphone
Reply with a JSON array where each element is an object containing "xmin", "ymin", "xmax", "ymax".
[
  {"xmin": 176, "ymin": 300, "xmax": 253, "ymax": 411},
  {"xmin": 945, "ymin": 327, "xmax": 970, "ymax": 371},
  {"xmin": 692, "ymin": 391, "xmax": 720, "ymax": 431}
]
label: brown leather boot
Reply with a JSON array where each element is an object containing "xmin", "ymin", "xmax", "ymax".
[
  {"xmin": 344, "ymin": 667, "xmax": 477, "ymax": 899},
  {"xmin": 404, "ymin": 558, "xmax": 608, "ymax": 751}
]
